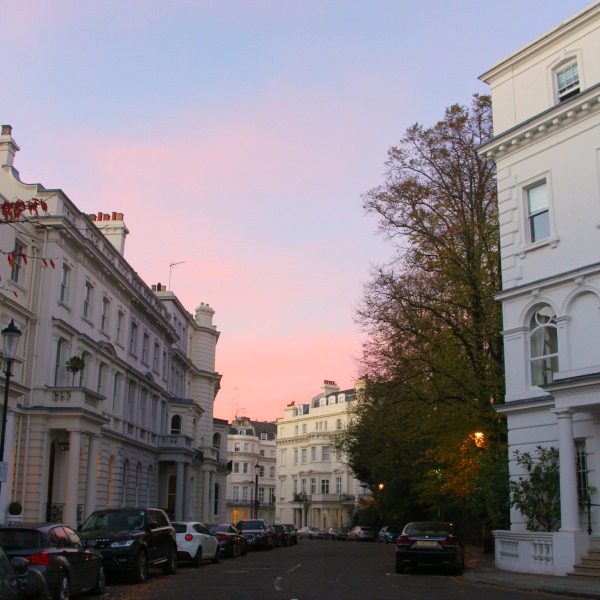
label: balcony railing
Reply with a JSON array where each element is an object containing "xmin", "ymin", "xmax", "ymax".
[{"xmin": 47, "ymin": 503, "xmax": 85, "ymax": 525}]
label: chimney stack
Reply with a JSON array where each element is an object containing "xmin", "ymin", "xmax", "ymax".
[
  {"xmin": 0, "ymin": 124, "xmax": 20, "ymax": 169},
  {"xmin": 91, "ymin": 210, "xmax": 129, "ymax": 256}
]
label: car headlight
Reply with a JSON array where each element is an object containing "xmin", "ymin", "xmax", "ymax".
[{"xmin": 111, "ymin": 539, "xmax": 136, "ymax": 548}]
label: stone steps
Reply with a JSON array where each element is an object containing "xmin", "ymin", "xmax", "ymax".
[{"xmin": 568, "ymin": 550, "xmax": 600, "ymax": 579}]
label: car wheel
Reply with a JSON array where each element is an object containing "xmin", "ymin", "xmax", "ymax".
[
  {"xmin": 55, "ymin": 572, "xmax": 69, "ymax": 600},
  {"xmin": 163, "ymin": 546, "xmax": 178, "ymax": 575},
  {"xmin": 90, "ymin": 563, "xmax": 106, "ymax": 596},
  {"xmin": 132, "ymin": 550, "xmax": 148, "ymax": 584},
  {"xmin": 191, "ymin": 547, "xmax": 202, "ymax": 568},
  {"xmin": 211, "ymin": 546, "xmax": 220, "ymax": 564}
]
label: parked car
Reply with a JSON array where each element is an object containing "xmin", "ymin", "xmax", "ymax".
[
  {"xmin": 0, "ymin": 522, "xmax": 105, "ymax": 599},
  {"xmin": 347, "ymin": 526, "xmax": 375, "ymax": 542},
  {"xmin": 282, "ymin": 524, "xmax": 299, "ymax": 545},
  {"xmin": 378, "ymin": 526, "xmax": 399, "ymax": 544},
  {"xmin": 271, "ymin": 525, "xmax": 290, "ymax": 547},
  {"xmin": 0, "ymin": 544, "xmax": 50, "ymax": 600},
  {"xmin": 78, "ymin": 507, "xmax": 177, "ymax": 583},
  {"xmin": 297, "ymin": 526, "xmax": 325, "ymax": 540},
  {"xmin": 171, "ymin": 522, "xmax": 219, "ymax": 566},
  {"xmin": 325, "ymin": 527, "xmax": 348, "ymax": 541},
  {"xmin": 236, "ymin": 520, "xmax": 276, "ymax": 550},
  {"xmin": 208, "ymin": 523, "xmax": 247, "ymax": 558},
  {"xmin": 395, "ymin": 521, "xmax": 465, "ymax": 575}
]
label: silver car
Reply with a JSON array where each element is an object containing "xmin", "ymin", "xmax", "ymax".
[{"xmin": 347, "ymin": 526, "xmax": 375, "ymax": 542}]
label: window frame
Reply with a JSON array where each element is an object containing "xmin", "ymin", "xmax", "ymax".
[
  {"xmin": 556, "ymin": 60, "xmax": 580, "ymax": 102},
  {"xmin": 10, "ymin": 240, "xmax": 25, "ymax": 284},
  {"xmin": 519, "ymin": 173, "xmax": 557, "ymax": 252},
  {"xmin": 83, "ymin": 281, "xmax": 93, "ymax": 319},
  {"xmin": 529, "ymin": 304, "xmax": 559, "ymax": 387}
]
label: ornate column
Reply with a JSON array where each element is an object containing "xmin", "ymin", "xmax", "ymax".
[
  {"xmin": 202, "ymin": 468, "xmax": 211, "ymax": 523},
  {"xmin": 553, "ymin": 409, "xmax": 581, "ymax": 531},
  {"xmin": 84, "ymin": 434, "xmax": 101, "ymax": 518},
  {"xmin": 183, "ymin": 463, "xmax": 191, "ymax": 520},
  {"xmin": 64, "ymin": 429, "xmax": 82, "ymax": 527},
  {"xmin": 175, "ymin": 462, "xmax": 185, "ymax": 521}
]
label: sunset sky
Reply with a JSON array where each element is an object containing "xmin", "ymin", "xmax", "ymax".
[{"xmin": 3, "ymin": 0, "xmax": 590, "ymax": 422}]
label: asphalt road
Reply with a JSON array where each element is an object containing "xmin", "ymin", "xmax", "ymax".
[{"xmin": 103, "ymin": 539, "xmax": 561, "ymax": 600}]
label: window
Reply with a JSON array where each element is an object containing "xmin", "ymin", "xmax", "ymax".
[
  {"xmin": 234, "ymin": 443, "xmax": 240, "ymax": 452},
  {"xmin": 576, "ymin": 440, "xmax": 591, "ymax": 503},
  {"xmin": 310, "ymin": 478, "xmax": 316, "ymax": 494},
  {"xmin": 54, "ymin": 338, "xmax": 66, "ymax": 386},
  {"xmin": 83, "ymin": 281, "xmax": 93, "ymax": 319},
  {"xmin": 556, "ymin": 61, "xmax": 579, "ymax": 102},
  {"xmin": 336, "ymin": 477, "xmax": 342, "ymax": 494},
  {"xmin": 269, "ymin": 466, "xmax": 275, "ymax": 477},
  {"xmin": 233, "ymin": 462, "xmax": 239, "ymax": 474},
  {"xmin": 129, "ymin": 322, "xmax": 138, "ymax": 355},
  {"xmin": 527, "ymin": 181, "xmax": 550, "ymax": 243},
  {"xmin": 170, "ymin": 414, "xmax": 182, "ymax": 435},
  {"xmin": 294, "ymin": 449, "xmax": 298, "ymax": 465},
  {"xmin": 321, "ymin": 479, "xmax": 330, "ymax": 494},
  {"xmin": 112, "ymin": 372, "xmax": 121, "ymax": 413},
  {"xmin": 10, "ymin": 241, "xmax": 25, "ymax": 284},
  {"xmin": 322, "ymin": 446, "xmax": 330, "ymax": 461},
  {"xmin": 78, "ymin": 351, "xmax": 89, "ymax": 388},
  {"xmin": 302, "ymin": 424, "xmax": 307, "ymax": 433},
  {"xmin": 97, "ymin": 362, "xmax": 106, "ymax": 395},
  {"xmin": 310, "ymin": 446, "xmax": 316, "ymax": 462},
  {"xmin": 243, "ymin": 442, "xmax": 249, "ymax": 452},
  {"xmin": 116, "ymin": 311, "xmax": 124, "ymax": 344},
  {"xmin": 258, "ymin": 487, "xmax": 264, "ymax": 503},
  {"xmin": 301, "ymin": 448, "xmax": 307, "ymax": 464},
  {"xmin": 233, "ymin": 486, "xmax": 239, "ymax": 501},
  {"xmin": 530, "ymin": 304, "xmax": 558, "ymax": 386},
  {"xmin": 336, "ymin": 419, "xmax": 342, "ymax": 430},
  {"xmin": 101, "ymin": 297, "xmax": 110, "ymax": 331},
  {"xmin": 59, "ymin": 263, "xmax": 70, "ymax": 303},
  {"xmin": 269, "ymin": 488, "xmax": 275, "ymax": 505},
  {"xmin": 153, "ymin": 342, "xmax": 159, "ymax": 371},
  {"xmin": 259, "ymin": 465, "xmax": 265, "ymax": 477},
  {"xmin": 142, "ymin": 333, "xmax": 149, "ymax": 364}
]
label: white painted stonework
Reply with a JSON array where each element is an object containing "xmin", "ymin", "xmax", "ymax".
[{"xmin": 479, "ymin": 1, "xmax": 600, "ymax": 576}]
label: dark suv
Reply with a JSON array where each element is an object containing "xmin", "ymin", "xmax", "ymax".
[
  {"xmin": 236, "ymin": 520, "xmax": 276, "ymax": 550},
  {"xmin": 78, "ymin": 508, "xmax": 177, "ymax": 583}
]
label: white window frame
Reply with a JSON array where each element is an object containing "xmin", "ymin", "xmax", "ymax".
[
  {"xmin": 59, "ymin": 263, "xmax": 70, "ymax": 303},
  {"xmin": 83, "ymin": 280, "xmax": 93, "ymax": 319},
  {"xmin": 556, "ymin": 60, "xmax": 580, "ymax": 102},
  {"xmin": 519, "ymin": 173, "xmax": 557, "ymax": 253},
  {"xmin": 101, "ymin": 297, "xmax": 110, "ymax": 331},
  {"xmin": 10, "ymin": 240, "xmax": 25, "ymax": 284}
]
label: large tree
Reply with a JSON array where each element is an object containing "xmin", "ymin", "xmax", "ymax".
[{"xmin": 342, "ymin": 95, "xmax": 508, "ymax": 532}]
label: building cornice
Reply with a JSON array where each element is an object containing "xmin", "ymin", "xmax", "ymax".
[{"xmin": 478, "ymin": 84, "xmax": 600, "ymax": 160}]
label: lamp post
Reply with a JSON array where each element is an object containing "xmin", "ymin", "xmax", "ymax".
[
  {"xmin": 253, "ymin": 463, "xmax": 260, "ymax": 519},
  {"xmin": 1, "ymin": 320, "xmax": 22, "ymax": 500}
]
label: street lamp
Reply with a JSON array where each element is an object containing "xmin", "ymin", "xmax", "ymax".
[
  {"xmin": 253, "ymin": 463, "xmax": 260, "ymax": 519},
  {"xmin": 1, "ymin": 319, "xmax": 22, "ymax": 498}
]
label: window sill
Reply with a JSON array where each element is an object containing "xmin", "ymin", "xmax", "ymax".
[
  {"xmin": 81, "ymin": 316, "xmax": 95, "ymax": 327},
  {"xmin": 58, "ymin": 300, "xmax": 71, "ymax": 312},
  {"xmin": 518, "ymin": 234, "xmax": 559, "ymax": 259}
]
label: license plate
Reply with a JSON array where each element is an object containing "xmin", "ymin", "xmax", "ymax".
[{"xmin": 415, "ymin": 540, "xmax": 438, "ymax": 547}]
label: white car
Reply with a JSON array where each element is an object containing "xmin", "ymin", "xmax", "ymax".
[
  {"xmin": 172, "ymin": 521, "xmax": 220, "ymax": 567},
  {"xmin": 297, "ymin": 526, "xmax": 325, "ymax": 540}
]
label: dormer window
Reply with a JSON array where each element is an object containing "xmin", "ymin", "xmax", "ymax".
[{"xmin": 556, "ymin": 61, "xmax": 579, "ymax": 102}]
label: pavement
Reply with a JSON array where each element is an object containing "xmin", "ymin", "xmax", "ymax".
[{"xmin": 462, "ymin": 546, "xmax": 600, "ymax": 598}]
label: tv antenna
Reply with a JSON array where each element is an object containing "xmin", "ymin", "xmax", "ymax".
[{"xmin": 168, "ymin": 261, "xmax": 185, "ymax": 290}]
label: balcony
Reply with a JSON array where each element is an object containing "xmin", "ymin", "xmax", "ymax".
[
  {"xmin": 47, "ymin": 387, "xmax": 105, "ymax": 411},
  {"xmin": 158, "ymin": 434, "xmax": 194, "ymax": 451}
]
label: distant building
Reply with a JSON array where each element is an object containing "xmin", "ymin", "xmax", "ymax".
[
  {"xmin": 275, "ymin": 381, "xmax": 366, "ymax": 530},
  {"xmin": 478, "ymin": 1, "xmax": 600, "ymax": 576},
  {"xmin": 225, "ymin": 417, "xmax": 277, "ymax": 524}
]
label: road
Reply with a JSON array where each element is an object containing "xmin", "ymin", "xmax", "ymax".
[{"xmin": 103, "ymin": 539, "xmax": 558, "ymax": 600}]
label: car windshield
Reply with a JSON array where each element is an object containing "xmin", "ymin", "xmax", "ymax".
[
  {"xmin": 80, "ymin": 510, "xmax": 146, "ymax": 532},
  {"xmin": 0, "ymin": 529, "xmax": 43, "ymax": 550},
  {"xmin": 405, "ymin": 522, "xmax": 452, "ymax": 535},
  {"xmin": 238, "ymin": 521, "xmax": 264, "ymax": 531}
]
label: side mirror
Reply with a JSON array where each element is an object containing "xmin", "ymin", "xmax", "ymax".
[
  {"xmin": 147, "ymin": 520, "xmax": 159, "ymax": 530},
  {"xmin": 11, "ymin": 557, "xmax": 30, "ymax": 575}
]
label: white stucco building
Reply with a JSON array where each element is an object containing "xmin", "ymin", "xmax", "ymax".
[
  {"xmin": 0, "ymin": 125, "xmax": 226, "ymax": 527},
  {"xmin": 275, "ymin": 381, "xmax": 366, "ymax": 530},
  {"xmin": 478, "ymin": 1, "xmax": 600, "ymax": 575},
  {"xmin": 224, "ymin": 417, "xmax": 277, "ymax": 524}
]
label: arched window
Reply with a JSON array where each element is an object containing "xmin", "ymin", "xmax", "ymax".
[
  {"xmin": 270, "ymin": 466, "xmax": 275, "ymax": 478},
  {"xmin": 530, "ymin": 304, "xmax": 558, "ymax": 386},
  {"xmin": 170, "ymin": 415, "xmax": 182, "ymax": 435}
]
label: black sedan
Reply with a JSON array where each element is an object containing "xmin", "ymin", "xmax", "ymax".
[
  {"xmin": 0, "ymin": 544, "xmax": 50, "ymax": 600},
  {"xmin": 208, "ymin": 524, "xmax": 247, "ymax": 558},
  {"xmin": 0, "ymin": 523, "xmax": 105, "ymax": 599},
  {"xmin": 395, "ymin": 521, "xmax": 464, "ymax": 575}
]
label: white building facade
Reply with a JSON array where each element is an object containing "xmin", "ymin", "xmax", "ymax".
[
  {"xmin": 225, "ymin": 417, "xmax": 277, "ymax": 524},
  {"xmin": 0, "ymin": 126, "xmax": 225, "ymax": 527},
  {"xmin": 275, "ymin": 381, "xmax": 365, "ymax": 530},
  {"xmin": 479, "ymin": 1, "xmax": 600, "ymax": 575}
]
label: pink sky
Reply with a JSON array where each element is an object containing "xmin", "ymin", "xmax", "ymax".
[{"xmin": 3, "ymin": 0, "xmax": 590, "ymax": 421}]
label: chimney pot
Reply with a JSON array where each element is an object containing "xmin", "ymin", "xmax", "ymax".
[
  {"xmin": 97, "ymin": 212, "xmax": 103, "ymax": 221},
  {"xmin": 112, "ymin": 212, "xmax": 117, "ymax": 220},
  {"xmin": 103, "ymin": 214, "xmax": 109, "ymax": 220}
]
